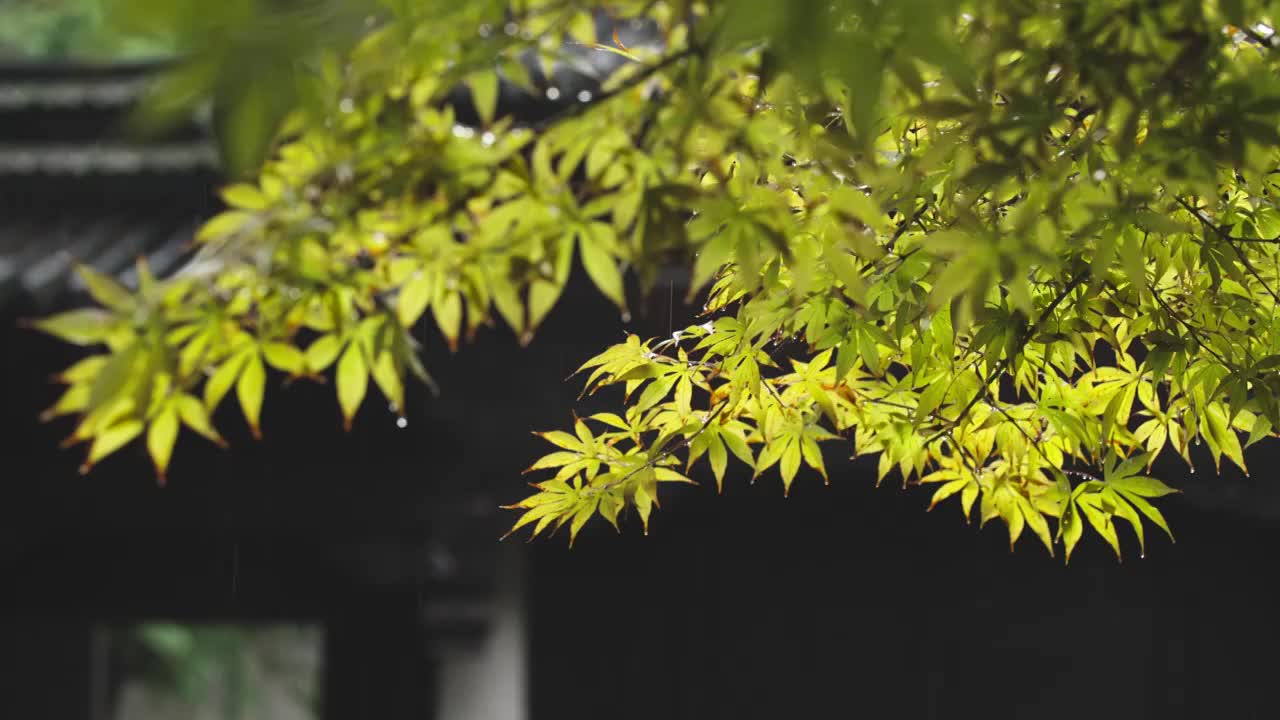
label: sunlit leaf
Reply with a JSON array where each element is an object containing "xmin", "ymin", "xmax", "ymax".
[
  {"xmin": 337, "ymin": 344, "xmax": 368, "ymax": 431},
  {"xmin": 236, "ymin": 351, "xmax": 266, "ymax": 439},
  {"xmin": 146, "ymin": 407, "xmax": 180, "ymax": 484}
]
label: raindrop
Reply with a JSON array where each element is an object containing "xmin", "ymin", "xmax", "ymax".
[
  {"xmin": 1092, "ymin": 169, "xmax": 1107, "ymax": 181},
  {"xmin": 396, "ymin": 417, "xmax": 409, "ymax": 429},
  {"xmin": 365, "ymin": 15, "xmax": 377, "ymax": 28},
  {"xmin": 478, "ymin": 23, "xmax": 493, "ymax": 38},
  {"xmin": 452, "ymin": 124, "xmax": 476, "ymax": 139},
  {"xmin": 545, "ymin": 86, "xmax": 562, "ymax": 101},
  {"xmin": 504, "ymin": 22, "xmax": 519, "ymax": 36},
  {"xmin": 339, "ymin": 97, "xmax": 356, "ymax": 114},
  {"xmin": 481, "ymin": 131, "xmax": 496, "ymax": 147},
  {"xmin": 577, "ymin": 89, "xmax": 593, "ymax": 103},
  {"xmin": 621, "ymin": 311, "xmax": 632, "ymax": 323}
]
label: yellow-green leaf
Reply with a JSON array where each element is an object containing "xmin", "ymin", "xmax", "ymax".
[
  {"xmin": 800, "ymin": 434, "xmax": 827, "ymax": 483},
  {"xmin": 337, "ymin": 344, "xmax": 368, "ymax": 430},
  {"xmin": 75, "ymin": 264, "xmax": 134, "ymax": 313},
  {"xmin": 146, "ymin": 407, "xmax": 180, "ymax": 483},
  {"xmin": 434, "ymin": 290, "xmax": 463, "ymax": 351},
  {"xmin": 469, "ymin": 70, "xmax": 499, "ymax": 127},
  {"xmin": 707, "ymin": 433, "xmax": 728, "ymax": 492},
  {"xmin": 1078, "ymin": 497, "xmax": 1122, "ymax": 561},
  {"xmin": 83, "ymin": 419, "xmax": 145, "ymax": 473},
  {"xmin": 262, "ymin": 342, "xmax": 306, "ymax": 375},
  {"xmin": 397, "ymin": 271, "xmax": 435, "ymax": 328},
  {"xmin": 779, "ymin": 440, "xmax": 801, "ymax": 495},
  {"xmin": 305, "ymin": 334, "xmax": 344, "ymax": 372},
  {"xmin": 197, "ymin": 210, "xmax": 255, "ymax": 242},
  {"xmin": 1108, "ymin": 474, "xmax": 1178, "ymax": 498},
  {"xmin": 634, "ymin": 481, "xmax": 654, "ymax": 535},
  {"xmin": 205, "ymin": 350, "xmax": 250, "ymax": 411},
  {"xmin": 1117, "ymin": 490, "xmax": 1175, "ymax": 543},
  {"xmin": 370, "ymin": 349, "xmax": 405, "ymax": 414},
  {"xmin": 1015, "ymin": 494, "xmax": 1054, "ymax": 556},
  {"xmin": 1061, "ymin": 498, "xmax": 1083, "ymax": 564},
  {"xmin": 222, "ymin": 183, "xmax": 268, "ymax": 210},
  {"xmin": 175, "ymin": 394, "xmax": 225, "ymax": 447},
  {"xmin": 579, "ymin": 225, "xmax": 626, "ymax": 308},
  {"xmin": 236, "ymin": 352, "xmax": 266, "ymax": 439},
  {"xmin": 568, "ymin": 496, "xmax": 599, "ymax": 546},
  {"xmin": 32, "ymin": 309, "xmax": 116, "ymax": 345}
]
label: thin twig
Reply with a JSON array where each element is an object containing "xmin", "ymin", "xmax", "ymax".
[
  {"xmin": 1176, "ymin": 196, "xmax": 1280, "ymax": 306},
  {"xmin": 884, "ymin": 200, "xmax": 932, "ymax": 255},
  {"xmin": 531, "ymin": 45, "xmax": 700, "ymax": 132},
  {"xmin": 922, "ymin": 267, "xmax": 1089, "ymax": 448},
  {"xmin": 1147, "ymin": 281, "xmax": 1234, "ymax": 367},
  {"xmin": 585, "ymin": 396, "xmax": 731, "ymax": 496}
]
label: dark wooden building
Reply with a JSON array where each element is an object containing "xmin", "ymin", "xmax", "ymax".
[{"xmin": 0, "ymin": 60, "xmax": 531, "ymax": 719}]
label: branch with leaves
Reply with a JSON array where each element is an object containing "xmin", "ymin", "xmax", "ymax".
[{"xmin": 31, "ymin": 0, "xmax": 1280, "ymax": 561}]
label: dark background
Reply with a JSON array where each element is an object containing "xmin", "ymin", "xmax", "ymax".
[{"xmin": 4, "ymin": 63, "xmax": 1280, "ymax": 720}]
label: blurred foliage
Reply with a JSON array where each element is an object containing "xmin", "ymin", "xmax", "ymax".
[
  {"xmin": 126, "ymin": 624, "xmax": 255, "ymax": 719},
  {"xmin": 122, "ymin": 623, "xmax": 319, "ymax": 720},
  {"xmin": 105, "ymin": 0, "xmax": 382, "ymax": 176},
  {"xmin": 33, "ymin": 0, "xmax": 1280, "ymax": 561},
  {"xmin": 0, "ymin": 0, "xmax": 173, "ymax": 60}
]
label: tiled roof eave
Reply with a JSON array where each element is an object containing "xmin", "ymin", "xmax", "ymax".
[
  {"xmin": 0, "ymin": 142, "xmax": 218, "ymax": 175},
  {"xmin": 0, "ymin": 77, "xmax": 150, "ymax": 110}
]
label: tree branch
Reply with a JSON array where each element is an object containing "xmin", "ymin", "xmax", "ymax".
[
  {"xmin": 922, "ymin": 267, "xmax": 1089, "ymax": 448},
  {"xmin": 1176, "ymin": 196, "xmax": 1280, "ymax": 307},
  {"xmin": 585, "ymin": 396, "xmax": 731, "ymax": 497}
]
